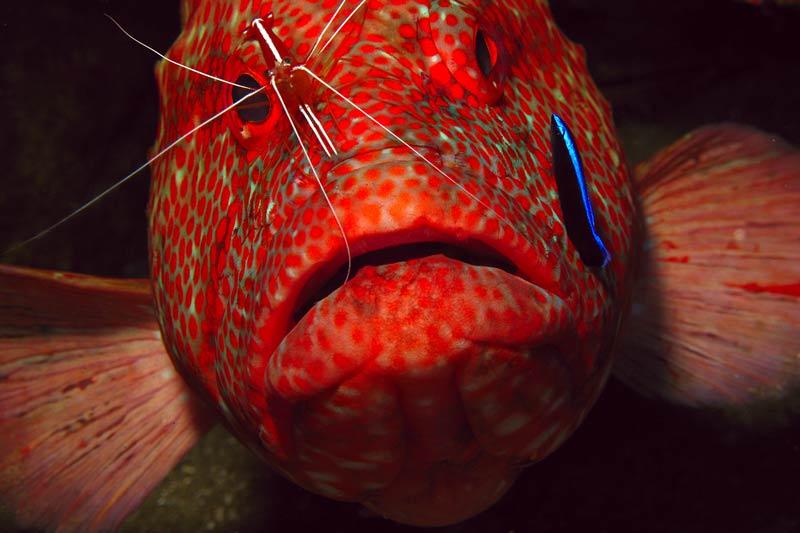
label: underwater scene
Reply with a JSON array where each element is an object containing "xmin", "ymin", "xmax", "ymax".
[{"xmin": 1, "ymin": 0, "xmax": 799, "ymax": 531}]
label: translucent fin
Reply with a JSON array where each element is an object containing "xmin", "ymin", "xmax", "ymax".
[
  {"xmin": 615, "ymin": 124, "xmax": 800, "ymax": 424},
  {"xmin": 0, "ymin": 265, "xmax": 213, "ymax": 531}
]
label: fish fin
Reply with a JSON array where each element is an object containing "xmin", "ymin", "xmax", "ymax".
[
  {"xmin": 0, "ymin": 265, "xmax": 214, "ymax": 531},
  {"xmin": 614, "ymin": 124, "xmax": 800, "ymax": 425}
]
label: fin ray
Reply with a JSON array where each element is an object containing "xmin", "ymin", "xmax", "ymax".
[
  {"xmin": 0, "ymin": 265, "xmax": 214, "ymax": 531},
  {"xmin": 615, "ymin": 124, "xmax": 800, "ymax": 423}
]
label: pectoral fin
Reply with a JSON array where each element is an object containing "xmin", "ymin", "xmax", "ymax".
[
  {"xmin": 0, "ymin": 265, "xmax": 214, "ymax": 531},
  {"xmin": 614, "ymin": 124, "xmax": 800, "ymax": 425}
]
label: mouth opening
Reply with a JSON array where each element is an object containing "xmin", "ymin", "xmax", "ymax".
[{"xmin": 291, "ymin": 240, "xmax": 521, "ymax": 325}]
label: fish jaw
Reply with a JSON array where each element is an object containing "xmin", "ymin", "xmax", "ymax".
[
  {"xmin": 257, "ymin": 255, "xmax": 605, "ymax": 526},
  {"xmin": 206, "ymin": 146, "xmax": 620, "ymax": 525}
]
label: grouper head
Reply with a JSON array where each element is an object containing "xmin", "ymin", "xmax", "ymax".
[{"xmin": 148, "ymin": 0, "xmax": 635, "ymax": 524}]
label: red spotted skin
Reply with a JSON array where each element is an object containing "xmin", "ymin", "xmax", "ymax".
[{"xmin": 148, "ymin": 0, "xmax": 635, "ymax": 525}]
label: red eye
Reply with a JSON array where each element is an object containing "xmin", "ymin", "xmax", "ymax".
[
  {"xmin": 232, "ymin": 74, "xmax": 271, "ymax": 123},
  {"xmin": 475, "ymin": 30, "xmax": 498, "ymax": 78},
  {"xmin": 422, "ymin": 7, "xmax": 508, "ymax": 105},
  {"xmin": 223, "ymin": 54, "xmax": 283, "ymax": 152}
]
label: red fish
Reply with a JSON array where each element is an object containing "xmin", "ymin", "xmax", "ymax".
[{"xmin": 1, "ymin": 0, "xmax": 799, "ymax": 530}]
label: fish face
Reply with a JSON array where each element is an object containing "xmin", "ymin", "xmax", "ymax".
[{"xmin": 148, "ymin": 0, "xmax": 635, "ymax": 524}]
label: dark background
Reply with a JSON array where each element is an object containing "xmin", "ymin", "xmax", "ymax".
[{"xmin": 1, "ymin": 1, "xmax": 799, "ymax": 531}]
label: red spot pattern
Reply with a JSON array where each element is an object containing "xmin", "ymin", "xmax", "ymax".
[
  {"xmin": 726, "ymin": 281, "xmax": 800, "ymax": 298},
  {"xmin": 147, "ymin": 0, "xmax": 635, "ymax": 526}
]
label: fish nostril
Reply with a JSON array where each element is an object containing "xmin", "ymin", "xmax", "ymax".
[{"xmin": 290, "ymin": 240, "xmax": 521, "ymax": 325}]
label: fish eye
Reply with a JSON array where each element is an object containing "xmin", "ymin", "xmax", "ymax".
[
  {"xmin": 423, "ymin": 5, "xmax": 507, "ymax": 105},
  {"xmin": 232, "ymin": 74, "xmax": 270, "ymax": 124},
  {"xmin": 475, "ymin": 30, "xmax": 498, "ymax": 78},
  {"xmin": 550, "ymin": 113, "xmax": 611, "ymax": 269}
]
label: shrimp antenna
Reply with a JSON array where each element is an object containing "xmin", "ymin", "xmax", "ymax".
[
  {"xmin": 270, "ymin": 78, "xmax": 352, "ymax": 283},
  {"xmin": 5, "ymin": 87, "xmax": 266, "ymax": 254},
  {"xmin": 105, "ymin": 14, "xmax": 251, "ymax": 90},
  {"xmin": 314, "ymin": 0, "xmax": 368, "ymax": 60},
  {"xmin": 297, "ymin": 65, "xmax": 520, "ymax": 238},
  {"xmin": 307, "ymin": 0, "xmax": 349, "ymax": 59}
]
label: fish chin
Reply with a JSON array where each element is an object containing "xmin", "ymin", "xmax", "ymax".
[{"xmin": 264, "ymin": 254, "xmax": 581, "ymax": 526}]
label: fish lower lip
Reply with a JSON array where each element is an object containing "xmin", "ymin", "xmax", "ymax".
[
  {"xmin": 272, "ymin": 254, "xmax": 566, "ymax": 392},
  {"xmin": 290, "ymin": 238, "xmax": 524, "ymax": 326},
  {"xmin": 267, "ymin": 255, "xmax": 573, "ymax": 523}
]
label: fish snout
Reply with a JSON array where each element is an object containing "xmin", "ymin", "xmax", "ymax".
[{"xmin": 268, "ymin": 144, "xmax": 567, "ymax": 324}]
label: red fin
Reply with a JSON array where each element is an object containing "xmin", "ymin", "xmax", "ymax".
[
  {"xmin": 615, "ymin": 124, "xmax": 800, "ymax": 422},
  {"xmin": 0, "ymin": 265, "xmax": 214, "ymax": 531}
]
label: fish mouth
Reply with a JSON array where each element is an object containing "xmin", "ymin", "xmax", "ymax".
[
  {"xmin": 278, "ymin": 143, "xmax": 567, "ymax": 329},
  {"xmin": 290, "ymin": 233, "xmax": 523, "ymax": 326},
  {"xmin": 252, "ymin": 148, "xmax": 583, "ymax": 508},
  {"xmin": 263, "ymin": 230, "xmax": 580, "ymax": 524}
]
